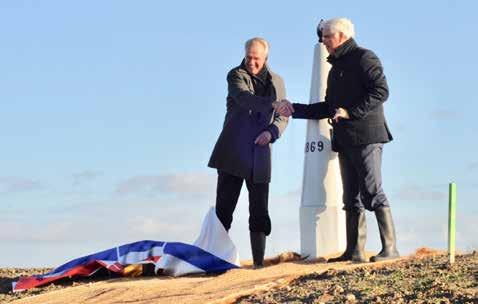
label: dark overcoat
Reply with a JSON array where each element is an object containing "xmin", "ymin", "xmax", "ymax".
[
  {"xmin": 293, "ymin": 38, "xmax": 392, "ymax": 151},
  {"xmin": 208, "ymin": 62, "xmax": 288, "ymax": 183}
]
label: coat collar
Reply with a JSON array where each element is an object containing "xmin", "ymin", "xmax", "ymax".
[{"xmin": 327, "ymin": 38, "xmax": 358, "ymax": 63}]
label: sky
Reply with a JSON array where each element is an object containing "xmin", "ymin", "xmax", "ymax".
[{"xmin": 1, "ymin": 0, "xmax": 477, "ymax": 267}]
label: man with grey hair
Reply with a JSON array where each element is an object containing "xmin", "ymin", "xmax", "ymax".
[
  {"xmin": 208, "ymin": 37, "xmax": 288, "ymax": 268},
  {"xmin": 277, "ymin": 18, "xmax": 399, "ymax": 263}
]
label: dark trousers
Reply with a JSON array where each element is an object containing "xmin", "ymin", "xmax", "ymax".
[
  {"xmin": 339, "ymin": 143, "xmax": 390, "ymax": 212},
  {"xmin": 215, "ymin": 170, "xmax": 271, "ymax": 235}
]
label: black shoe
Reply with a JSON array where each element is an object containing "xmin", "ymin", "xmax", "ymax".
[{"xmin": 370, "ymin": 207, "xmax": 400, "ymax": 262}]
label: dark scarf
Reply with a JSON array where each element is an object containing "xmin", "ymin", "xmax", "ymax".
[
  {"xmin": 239, "ymin": 59, "xmax": 273, "ymax": 97},
  {"xmin": 255, "ymin": 65, "xmax": 269, "ymax": 83},
  {"xmin": 251, "ymin": 65, "xmax": 272, "ymax": 97}
]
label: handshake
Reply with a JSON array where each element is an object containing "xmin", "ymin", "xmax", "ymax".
[
  {"xmin": 273, "ymin": 99, "xmax": 295, "ymax": 117},
  {"xmin": 273, "ymin": 99, "xmax": 351, "ymax": 122}
]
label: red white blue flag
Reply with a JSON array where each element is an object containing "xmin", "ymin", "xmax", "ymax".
[{"xmin": 12, "ymin": 208, "xmax": 240, "ymax": 292}]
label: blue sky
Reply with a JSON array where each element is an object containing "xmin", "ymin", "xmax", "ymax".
[{"xmin": 1, "ymin": 0, "xmax": 477, "ymax": 267}]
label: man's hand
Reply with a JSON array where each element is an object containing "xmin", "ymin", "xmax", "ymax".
[
  {"xmin": 254, "ymin": 131, "xmax": 272, "ymax": 146},
  {"xmin": 274, "ymin": 99, "xmax": 294, "ymax": 117},
  {"xmin": 333, "ymin": 107, "xmax": 350, "ymax": 122}
]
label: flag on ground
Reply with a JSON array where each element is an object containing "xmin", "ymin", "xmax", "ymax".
[{"xmin": 12, "ymin": 207, "xmax": 240, "ymax": 292}]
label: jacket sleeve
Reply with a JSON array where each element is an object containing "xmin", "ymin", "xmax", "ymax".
[
  {"xmin": 292, "ymin": 101, "xmax": 330, "ymax": 120},
  {"xmin": 348, "ymin": 50, "xmax": 389, "ymax": 120},
  {"xmin": 267, "ymin": 76, "xmax": 288, "ymax": 143},
  {"xmin": 227, "ymin": 70, "xmax": 275, "ymax": 113},
  {"xmin": 267, "ymin": 113, "xmax": 288, "ymax": 143}
]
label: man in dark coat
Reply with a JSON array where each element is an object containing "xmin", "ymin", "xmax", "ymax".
[
  {"xmin": 208, "ymin": 37, "xmax": 288, "ymax": 268},
  {"xmin": 277, "ymin": 18, "xmax": 399, "ymax": 263}
]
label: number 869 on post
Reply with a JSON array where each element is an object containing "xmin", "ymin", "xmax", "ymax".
[{"xmin": 305, "ymin": 141, "xmax": 324, "ymax": 153}]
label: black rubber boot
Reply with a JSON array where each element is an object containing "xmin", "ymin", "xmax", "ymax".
[
  {"xmin": 370, "ymin": 207, "xmax": 400, "ymax": 262},
  {"xmin": 350, "ymin": 211, "xmax": 367, "ymax": 263},
  {"xmin": 328, "ymin": 211, "xmax": 367, "ymax": 263},
  {"xmin": 328, "ymin": 212, "xmax": 355, "ymax": 262},
  {"xmin": 250, "ymin": 232, "xmax": 266, "ymax": 269}
]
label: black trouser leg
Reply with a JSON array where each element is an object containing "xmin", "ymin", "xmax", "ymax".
[
  {"xmin": 329, "ymin": 152, "xmax": 366, "ymax": 263},
  {"xmin": 351, "ymin": 143, "xmax": 389, "ymax": 211},
  {"xmin": 339, "ymin": 152, "xmax": 363, "ymax": 213},
  {"xmin": 370, "ymin": 207, "xmax": 399, "ymax": 262},
  {"xmin": 245, "ymin": 179, "xmax": 270, "ymax": 268},
  {"xmin": 339, "ymin": 144, "xmax": 393, "ymax": 263},
  {"xmin": 245, "ymin": 179, "xmax": 271, "ymax": 235},
  {"xmin": 215, "ymin": 171, "xmax": 243, "ymax": 232}
]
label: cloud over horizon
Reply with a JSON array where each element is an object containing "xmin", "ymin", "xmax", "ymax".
[
  {"xmin": 0, "ymin": 176, "xmax": 44, "ymax": 194},
  {"xmin": 115, "ymin": 172, "xmax": 216, "ymax": 198},
  {"xmin": 72, "ymin": 170, "xmax": 103, "ymax": 186},
  {"xmin": 466, "ymin": 161, "xmax": 478, "ymax": 173},
  {"xmin": 429, "ymin": 109, "xmax": 461, "ymax": 120},
  {"xmin": 395, "ymin": 184, "xmax": 446, "ymax": 201}
]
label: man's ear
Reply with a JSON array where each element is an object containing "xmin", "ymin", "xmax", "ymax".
[{"xmin": 339, "ymin": 32, "xmax": 347, "ymax": 42}]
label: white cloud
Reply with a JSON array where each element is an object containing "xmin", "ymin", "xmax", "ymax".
[
  {"xmin": 429, "ymin": 109, "xmax": 460, "ymax": 120},
  {"xmin": 115, "ymin": 175, "xmax": 161, "ymax": 195},
  {"xmin": 72, "ymin": 170, "xmax": 103, "ymax": 186},
  {"xmin": 115, "ymin": 172, "xmax": 216, "ymax": 198},
  {"xmin": 394, "ymin": 212, "xmax": 477, "ymax": 254},
  {"xmin": 0, "ymin": 194, "xmax": 211, "ymax": 245},
  {"xmin": 0, "ymin": 215, "xmax": 196, "ymax": 243},
  {"xmin": 466, "ymin": 161, "xmax": 478, "ymax": 173},
  {"xmin": 0, "ymin": 176, "xmax": 44, "ymax": 193},
  {"xmin": 0, "ymin": 221, "xmax": 73, "ymax": 242},
  {"xmin": 272, "ymin": 188, "xmax": 301, "ymax": 204},
  {"xmin": 125, "ymin": 216, "xmax": 199, "ymax": 241},
  {"xmin": 2, "ymin": 183, "xmax": 476, "ymax": 267},
  {"xmin": 395, "ymin": 184, "xmax": 446, "ymax": 201}
]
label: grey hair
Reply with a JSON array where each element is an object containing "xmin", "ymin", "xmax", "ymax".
[
  {"xmin": 323, "ymin": 18, "xmax": 355, "ymax": 39},
  {"xmin": 244, "ymin": 37, "xmax": 269, "ymax": 57}
]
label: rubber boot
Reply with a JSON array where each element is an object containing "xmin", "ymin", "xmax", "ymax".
[
  {"xmin": 250, "ymin": 232, "xmax": 266, "ymax": 269},
  {"xmin": 350, "ymin": 211, "xmax": 367, "ymax": 263},
  {"xmin": 328, "ymin": 211, "xmax": 367, "ymax": 263},
  {"xmin": 370, "ymin": 207, "xmax": 400, "ymax": 262},
  {"xmin": 328, "ymin": 211, "xmax": 355, "ymax": 262}
]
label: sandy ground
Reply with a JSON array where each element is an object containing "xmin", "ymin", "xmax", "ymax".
[{"xmin": 7, "ymin": 251, "xmax": 425, "ymax": 304}]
